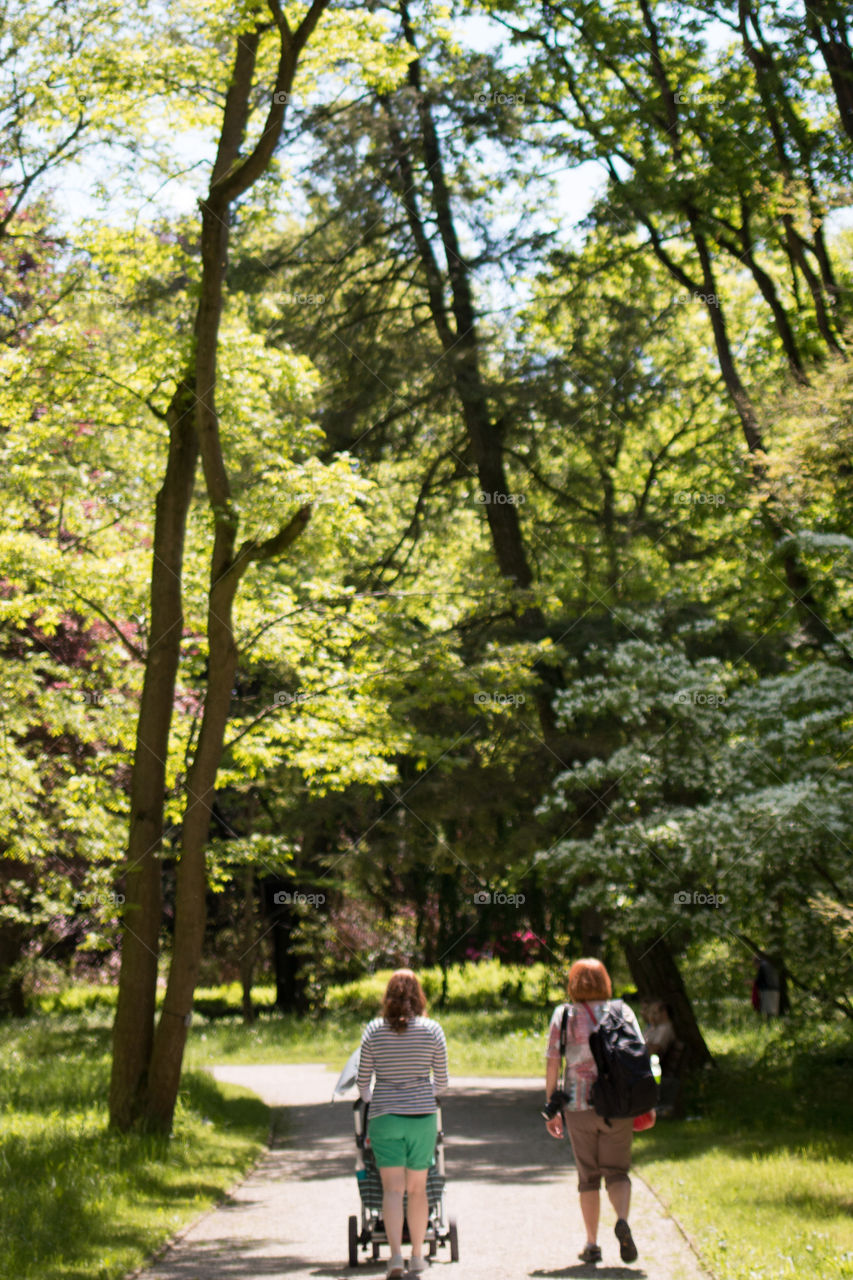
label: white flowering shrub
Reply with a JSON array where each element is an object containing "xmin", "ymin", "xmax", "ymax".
[{"xmin": 537, "ymin": 636, "xmax": 853, "ymax": 1016}]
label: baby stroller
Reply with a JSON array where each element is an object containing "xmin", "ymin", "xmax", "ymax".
[{"xmin": 333, "ymin": 1050, "xmax": 459, "ymax": 1267}]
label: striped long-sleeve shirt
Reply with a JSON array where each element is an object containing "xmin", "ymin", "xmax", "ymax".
[{"xmin": 357, "ymin": 1016, "xmax": 449, "ymax": 1117}]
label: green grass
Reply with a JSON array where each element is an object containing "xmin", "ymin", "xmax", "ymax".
[
  {"xmin": 10, "ymin": 982, "xmax": 853, "ymax": 1280},
  {"xmin": 0, "ymin": 1013, "xmax": 269, "ymax": 1280},
  {"xmin": 635, "ymin": 1012, "xmax": 853, "ymax": 1280},
  {"xmin": 184, "ymin": 1005, "xmax": 548, "ymax": 1074}
]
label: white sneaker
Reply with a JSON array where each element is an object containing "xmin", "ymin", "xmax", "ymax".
[
  {"xmin": 386, "ymin": 1257, "xmax": 405, "ymax": 1279},
  {"xmin": 408, "ymin": 1260, "xmax": 428, "ymax": 1274}
]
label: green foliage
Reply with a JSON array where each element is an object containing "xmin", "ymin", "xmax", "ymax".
[
  {"xmin": 536, "ymin": 624, "xmax": 853, "ymax": 1014},
  {"xmin": 2, "ymin": 0, "xmax": 852, "ymax": 1048},
  {"xmin": 324, "ymin": 961, "xmax": 563, "ymax": 1015},
  {"xmin": 640, "ymin": 1013, "xmax": 853, "ymax": 1280},
  {"xmin": 0, "ymin": 1013, "xmax": 267, "ymax": 1280}
]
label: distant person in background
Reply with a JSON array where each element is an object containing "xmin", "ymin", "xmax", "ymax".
[
  {"xmin": 754, "ymin": 952, "xmax": 781, "ymax": 1018},
  {"xmin": 357, "ymin": 969, "xmax": 449, "ymax": 1279},
  {"xmin": 544, "ymin": 957, "xmax": 641, "ymax": 1266},
  {"xmin": 642, "ymin": 999, "xmax": 676, "ymax": 1058},
  {"xmin": 641, "ymin": 997, "xmax": 683, "ymax": 1114}
]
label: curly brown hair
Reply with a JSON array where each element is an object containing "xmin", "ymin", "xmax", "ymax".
[{"xmin": 382, "ymin": 969, "xmax": 427, "ymax": 1033}]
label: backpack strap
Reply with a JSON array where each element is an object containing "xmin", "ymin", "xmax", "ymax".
[
  {"xmin": 559, "ymin": 1003, "xmax": 569, "ymax": 1064},
  {"xmin": 583, "ymin": 999, "xmax": 612, "ymax": 1126},
  {"xmin": 582, "ymin": 999, "xmax": 606, "ymax": 1028}
]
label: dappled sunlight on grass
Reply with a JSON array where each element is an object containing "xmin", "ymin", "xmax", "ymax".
[
  {"xmin": 0, "ymin": 1013, "xmax": 268, "ymax": 1280},
  {"xmin": 184, "ymin": 1005, "xmax": 548, "ymax": 1076},
  {"xmin": 636, "ymin": 1014, "xmax": 853, "ymax": 1280}
]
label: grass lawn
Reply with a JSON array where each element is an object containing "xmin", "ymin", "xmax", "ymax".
[
  {"xmin": 185, "ymin": 995, "xmax": 853, "ymax": 1280},
  {"xmin": 184, "ymin": 1005, "xmax": 548, "ymax": 1075},
  {"xmin": 6, "ymin": 984, "xmax": 853, "ymax": 1280},
  {"xmin": 634, "ymin": 1016, "xmax": 853, "ymax": 1280},
  {"xmin": 0, "ymin": 1013, "xmax": 269, "ymax": 1280}
]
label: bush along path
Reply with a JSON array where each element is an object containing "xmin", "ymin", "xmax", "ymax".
[{"xmin": 134, "ymin": 1065, "xmax": 710, "ymax": 1280}]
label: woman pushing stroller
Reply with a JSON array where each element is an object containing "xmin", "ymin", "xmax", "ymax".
[{"xmin": 357, "ymin": 969, "xmax": 449, "ymax": 1279}]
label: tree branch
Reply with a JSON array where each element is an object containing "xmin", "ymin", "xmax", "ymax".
[{"xmin": 232, "ymin": 504, "xmax": 313, "ymax": 581}]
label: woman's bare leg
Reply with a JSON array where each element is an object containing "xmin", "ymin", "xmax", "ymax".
[
  {"xmin": 607, "ymin": 1179, "xmax": 630, "ymax": 1222},
  {"xmin": 579, "ymin": 1189, "xmax": 600, "ymax": 1244},
  {"xmin": 405, "ymin": 1168, "xmax": 430, "ymax": 1257},
  {"xmin": 379, "ymin": 1166, "xmax": 406, "ymax": 1258}
]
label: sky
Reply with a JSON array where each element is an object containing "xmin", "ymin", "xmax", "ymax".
[
  {"xmin": 53, "ymin": 7, "xmax": 851, "ymax": 243},
  {"xmin": 57, "ymin": 8, "xmax": 606, "ymax": 237}
]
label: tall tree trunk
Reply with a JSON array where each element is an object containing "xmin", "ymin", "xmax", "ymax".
[
  {"xmin": 109, "ymin": 0, "xmax": 328, "ymax": 1133},
  {"xmin": 143, "ymin": 555, "xmax": 243, "ymax": 1131},
  {"xmin": 383, "ymin": 5, "xmax": 559, "ymax": 744},
  {"xmin": 580, "ymin": 906, "xmax": 604, "ymax": 957},
  {"xmin": 737, "ymin": 0, "xmax": 846, "ymax": 347},
  {"xmin": 634, "ymin": 0, "xmax": 853, "ymax": 666},
  {"xmin": 144, "ymin": 487, "xmax": 310, "ymax": 1129},
  {"xmin": 239, "ymin": 862, "xmax": 257, "ymax": 1025},
  {"xmin": 143, "ymin": 37, "xmax": 319, "ymax": 1122},
  {"xmin": 109, "ymin": 383, "xmax": 197, "ymax": 1130},
  {"xmin": 624, "ymin": 936, "xmax": 713, "ymax": 1071}
]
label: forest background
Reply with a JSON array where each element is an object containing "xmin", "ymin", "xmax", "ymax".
[{"xmin": 2, "ymin": 0, "xmax": 853, "ymax": 1139}]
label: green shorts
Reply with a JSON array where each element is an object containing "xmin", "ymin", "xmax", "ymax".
[{"xmin": 367, "ymin": 1112, "xmax": 437, "ymax": 1170}]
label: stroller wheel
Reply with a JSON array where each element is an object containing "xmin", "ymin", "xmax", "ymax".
[
  {"xmin": 448, "ymin": 1218, "xmax": 459, "ymax": 1263},
  {"xmin": 348, "ymin": 1215, "xmax": 359, "ymax": 1267}
]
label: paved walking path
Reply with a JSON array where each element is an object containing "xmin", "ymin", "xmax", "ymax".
[{"xmin": 138, "ymin": 1065, "xmax": 711, "ymax": 1280}]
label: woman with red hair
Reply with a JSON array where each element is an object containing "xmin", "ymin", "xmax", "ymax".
[
  {"xmin": 544, "ymin": 958, "xmax": 641, "ymax": 1265},
  {"xmin": 357, "ymin": 969, "xmax": 449, "ymax": 1279}
]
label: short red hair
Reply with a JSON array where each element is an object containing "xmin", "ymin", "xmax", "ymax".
[{"xmin": 567, "ymin": 958, "xmax": 612, "ymax": 1003}]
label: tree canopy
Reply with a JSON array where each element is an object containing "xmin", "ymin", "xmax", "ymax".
[{"xmin": 1, "ymin": 0, "xmax": 851, "ymax": 1126}]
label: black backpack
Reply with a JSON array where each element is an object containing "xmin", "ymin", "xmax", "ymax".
[{"xmin": 578, "ymin": 999, "xmax": 659, "ymax": 1121}]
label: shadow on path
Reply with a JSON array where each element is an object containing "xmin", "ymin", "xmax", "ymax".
[
  {"xmin": 275, "ymin": 1085, "xmax": 571, "ymax": 1186},
  {"xmin": 139, "ymin": 1067, "xmax": 709, "ymax": 1280}
]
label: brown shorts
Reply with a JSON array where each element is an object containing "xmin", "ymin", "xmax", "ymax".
[{"xmin": 565, "ymin": 1110, "xmax": 633, "ymax": 1192}]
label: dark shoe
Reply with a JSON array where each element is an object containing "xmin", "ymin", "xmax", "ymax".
[
  {"xmin": 578, "ymin": 1243, "xmax": 602, "ymax": 1263},
  {"xmin": 615, "ymin": 1218, "xmax": 638, "ymax": 1262}
]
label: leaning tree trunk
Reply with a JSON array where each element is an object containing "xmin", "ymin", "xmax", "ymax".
[
  {"xmin": 805, "ymin": 0, "xmax": 853, "ymax": 147},
  {"xmin": 109, "ymin": 385, "xmax": 197, "ymax": 1130},
  {"xmin": 143, "ymin": 548, "xmax": 245, "ymax": 1131},
  {"xmin": 383, "ymin": 6, "xmax": 560, "ymax": 746},
  {"xmin": 143, "ymin": 490, "xmax": 310, "ymax": 1131},
  {"xmin": 109, "ymin": 0, "xmax": 328, "ymax": 1133},
  {"xmin": 140, "ymin": 2, "xmax": 323, "ymax": 1128},
  {"xmin": 624, "ymin": 936, "xmax": 713, "ymax": 1070},
  {"xmin": 633, "ymin": 0, "xmax": 853, "ymax": 667}
]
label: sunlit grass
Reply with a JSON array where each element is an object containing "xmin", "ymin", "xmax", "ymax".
[
  {"xmin": 640, "ymin": 1145, "xmax": 853, "ymax": 1280},
  {"xmin": 635, "ymin": 1012, "xmax": 853, "ymax": 1280},
  {"xmin": 10, "ymin": 986, "xmax": 853, "ymax": 1280},
  {"xmin": 184, "ymin": 1006, "xmax": 548, "ymax": 1075},
  {"xmin": 0, "ymin": 1014, "xmax": 268, "ymax": 1280}
]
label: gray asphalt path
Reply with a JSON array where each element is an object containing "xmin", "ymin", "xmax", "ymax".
[{"xmin": 136, "ymin": 1065, "xmax": 710, "ymax": 1280}]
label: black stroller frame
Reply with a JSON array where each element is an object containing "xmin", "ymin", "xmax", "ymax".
[{"xmin": 348, "ymin": 1100, "xmax": 459, "ymax": 1266}]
